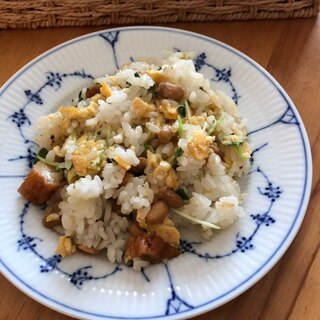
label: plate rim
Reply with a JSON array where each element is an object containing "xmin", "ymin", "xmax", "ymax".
[{"xmin": 0, "ymin": 25, "xmax": 313, "ymax": 320}]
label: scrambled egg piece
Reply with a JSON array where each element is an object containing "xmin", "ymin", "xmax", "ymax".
[
  {"xmin": 136, "ymin": 208, "xmax": 180, "ymax": 247},
  {"xmin": 90, "ymin": 93, "xmax": 104, "ymax": 103},
  {"xmin": 136, "ymin": 207, "xmax": 148, "ymax": 229},
  {"xmin": 187, "ymin": 131, "xmax": 214, "ymax": 160},
  {"xmin": 105, "ymin": 75, "xmax": 119, "ymax": 86},
  {"xmin": 153, "ymin": 113, "xmax": 166, "ymax": 127},
  {"xmin": 100, "ymin": 81, "xmax": 112, "ymax": 98},
  {"xmin": 56, "ymin": 236, "xmax": 76, "ymax": 257},
  {"xmin": 131, "ymin": 97, "xmax": 155, "ymax": 118},
  {"xmin": 154, "ymin": 162, "xmax": 179, "ymax": 189},
  {"xmin": 149, "ymin": 217, "xmax": 180, "ymax": 247},
  {"xmin": 147, "ymin": 150, "xmax": 161, "ymax": 168},
  {"xmin": 158, "ymin": 100, "xmax": 178, "ymax": 120},
  {"xmin": 190, "ymin": 115, "xmax": 206, "ymax": 125},
  {"xmin": 146, "ymin": 151, "xmax": 178, "ymax": 189},
  {"xmin": 59, "ymin": 100, "xmax": 99, "ymax": 133},
  {"xmin": 114, "ymin": 155, "xmax": 131, "ymax": 170},
  {"xmin": 72, "ymin": 135, "xmax": 105, "ymax": 176},
  {"xmin": 146, "ymin": 70, "xmax": 168, "ymax": 84}
]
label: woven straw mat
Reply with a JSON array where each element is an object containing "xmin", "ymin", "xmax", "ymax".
[{"xmin": 0, "ymin": 0, "xmax": 319, "ymax": 29}]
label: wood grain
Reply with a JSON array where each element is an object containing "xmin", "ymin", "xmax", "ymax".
[{"xmin": 0, "ymin": 16, "xmax": 319, "ymax": 320}]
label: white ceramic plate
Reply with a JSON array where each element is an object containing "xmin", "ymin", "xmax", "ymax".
[{"xmin": 0, "ymin": 26, "xmax": 312, "ymax": 320}]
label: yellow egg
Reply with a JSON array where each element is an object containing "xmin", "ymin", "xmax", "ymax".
[
  {"xmin": 100, "ymin": 81, "xmax": 112, "ymax": 97},
  {"xmin": 151, "ymin": 218, "xmax": 180, "ymax": 247},
  {"xmin": 158, "ymin": 100, "xmax": 178, "ymax": 120},
  {"xmin": 131, "ymin": 97, "xmax": 155, "ymax": 119},
  {"xmin": 146, "ymin": 70, "xmax": 168, "ymax": 84},
  {"xmin": 56, "ymin": 236, "xmax": 76, "ymax": 257},
  {"xmin": 114, "ymin": 156, "xmax": 131, "ymax": 171},
  {"xmin": 58, "ymin": 101, "xmax": 99, "ymax": 133},
  {"xmin": 187, "ymin": 131, "xmax": 213, "ymax": 160},
  {"xmin": 72, "ymin": 137, "xmax": 105, "ymax": 176}
]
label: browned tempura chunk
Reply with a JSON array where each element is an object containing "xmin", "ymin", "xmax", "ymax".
[
  {"xmin": 18, "ymin": 162, "xmax": 63, "ymax": 204},
  {"xmin": 129, "ymin": 222, "xmax": 145, "ymax": 237},
  {"xmin": 125, "ymin": 232, "xmax": 179, "ymax": 264},
  {"xmin": 85, "ymin": 83, "xmax": 102, "ymax": 98}
]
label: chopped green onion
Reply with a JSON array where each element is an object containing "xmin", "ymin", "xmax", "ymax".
[
  {"xmin": 177, "ymin": 115, "xmax": 183, "ymax": 139},
  {"xmin": 176, "ymin": 188, "xmax": 189, "ymax": 200},
  {"xmin": 207, "ymin": 115, "xmax": 224, "ymax": 135},
  {"xmin": 104, "ymin": 126, "xmax": 113, "ymax": 147},
  {"xmin": 232, "ymin": 142, "xmax": 246, "ymax": 161},
  {"xmin": 134, "ymin": 72, "xmax": 140, "ymax": 78},
  {"xmin": 172, "ymin": 208, "xmax": 220, "ymax": 229},
  {"xmin": 171, "ymin": 147, "xmax": 183, "ymax": 165},
  {"xmin": 34, "ymin": 148, "xmax": 48, "ymax": 164},
  {"xmin": 126, "ymin": 81, "xmax": 132, "ymax": 87},
  {"xmin": 207, "ymin": 120, "xmax": 216, "ymax": 135},
  {"xmin": 36, "ymin": 155, "xmax": 66, "ymax": 172},
  {"xmin": 157, "ymin": 66, "xmax": 162, "ymax": 71},
  {"xmin": 177, "ymin": 105, "xmax": 186, "ymax": 118},
  {"xmin": 90, "ymin": 149, "xmax": 106, "ymax": 168}
]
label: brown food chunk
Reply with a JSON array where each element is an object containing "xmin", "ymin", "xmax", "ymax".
[
  {"xmin": 124, "ymin": 233, "xmax": 165, "ymax": 264},
  {"xmin": 78, "ymin": 244, "xmax": 98, "ymax": 255},
  {"xmin": 129, "ymin": 222, "xmax": 145, "ymax": 237},
  {"xmin": 42, "ymin": 212, "xmax": 61, "ymax": 229},
  {"xmin": 85, "ymin": 83, "xmax": 102, "ymax": 98},
  {"xmin": 120, "ymin": 172, "xmax": 134, "ymax": 187},
  {"xmin": 158, "ymin": 82, "xmax": 185, "ymax": 101},
  {"xmin": 130, "ymin": 157, "xmax": 147, "ymax": 174},
  {"xmin": 153, "ymin": 217, "xmax": 180, "ymax": 247},
  {"xmin": 151, "ymin": 138, "xmax": 160, "ymax": 150},
  {"xmin": 125, "ymin": 233, "xmax": 180, "ymax": 264},
  {"xmin": 124, "ymin": 236, "xmax": 135, "ymax": 263},
  {"xmin": 134, "ymin": 233, "xmax": 165, "ymax": 264},
  {"xmin": 163, "ymin": 245, "xmax": 180, "ymax": 260},
  {"xmin": 18, "ymin": 162, "xmax": 63, "ymax": 204},
  {"xmin": 158, "ymin": 125, "xmax": 174, "ymax": 145},
  {"xmin": 42, "ymin": 195, "xmax": 62, "ymax": 228},
  {"xmin": 155, "ymin": 188, "xmax": 184, "ymax": 208},
  {"xmin": 146, "ymin": 200, "xmax": 168, "ymax": 225}
]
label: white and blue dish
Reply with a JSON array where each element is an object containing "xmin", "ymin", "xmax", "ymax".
[{"xmin": 0, "ymin": 27, "xmax": 312, "ymax": 319}]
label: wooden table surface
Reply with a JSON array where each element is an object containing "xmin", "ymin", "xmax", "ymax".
[{"xmin": 0, "ymin": 16, "xmax": 319, "ymax": 320}]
